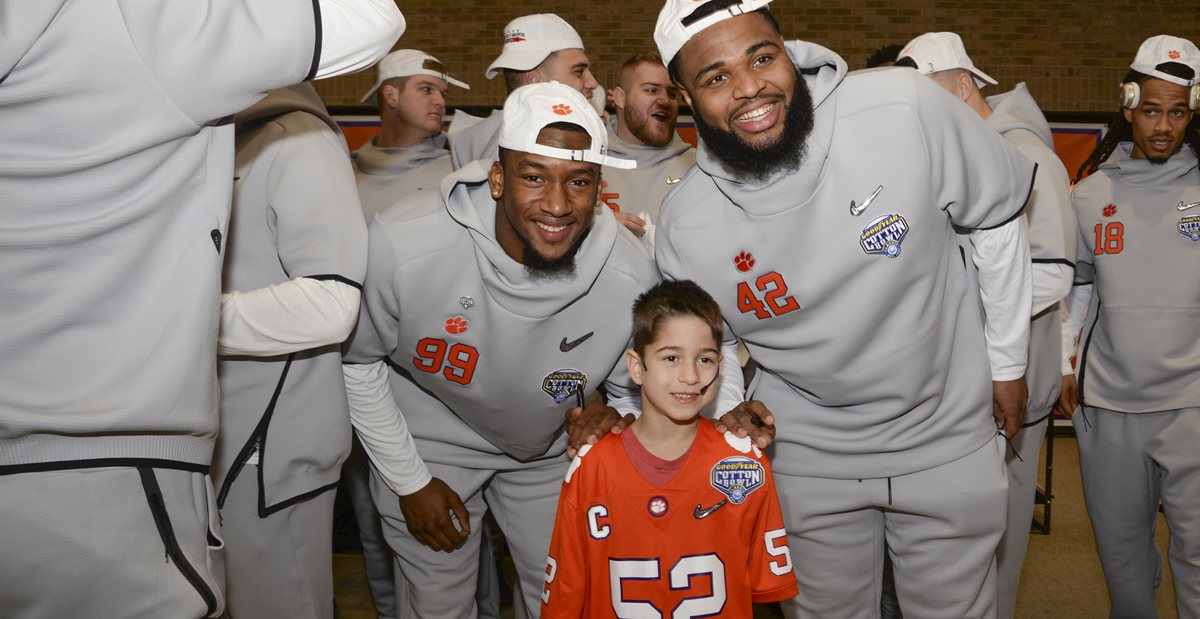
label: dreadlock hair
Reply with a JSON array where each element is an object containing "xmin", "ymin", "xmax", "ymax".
[{"xmin": 1075, "ymin": 63, "xmax": 1200, "ymax": 183}]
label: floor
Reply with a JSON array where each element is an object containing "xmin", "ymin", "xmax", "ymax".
[{"xmin": 332, "ymin": 431, "xmax": 1180, "ymax": 618}]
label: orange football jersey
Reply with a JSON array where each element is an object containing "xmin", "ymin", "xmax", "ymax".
[{"xmin": 541, "ymin": 421, "xmax": 798, "ymax": 618}]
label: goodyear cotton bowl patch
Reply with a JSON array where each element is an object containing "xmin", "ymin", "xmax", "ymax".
[
  {"xmin": 860, "ymin": 213, "xmax": 909, "ymax": 258},
  {"xmin": 710, "ymin": 456, "xmax": 765, "ymax": 504},
  {"xmin": 542, "ymin": 369, "xmax": 587, "ymax": 404},
  {"xmin": 1179, "ymin": 215, "xmax": 1200, "ymax": 242}
]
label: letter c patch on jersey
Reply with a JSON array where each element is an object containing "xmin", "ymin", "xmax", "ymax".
[
  {"xmin": 710, "ymin": 457, "xmax": 765, "ymax": 504},
  {"xmin": 1179, "ymin": 215, "xmax": 1200, "ymax": 242},
  {"xmin": 860, "ymin": 213, "xmax": 909, "ymax": 258}
]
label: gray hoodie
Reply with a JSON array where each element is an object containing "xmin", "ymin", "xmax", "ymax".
[
  {"xmin": 1072, "ymin": 143, "xmax": 1200, "ymax": 413},
  {"xmin": 1, "ymin": 0, "xmax": 319, "ymax": 470},
  {"xmin": 345, "ymin": 162, "xmax": 660, "ymax": 462},
  {"xmin": 601, "ymin": 117, "xmax": 697, "ymax": 234},
  {"xmin": 986, "ymin": 83, "xmax": 1076, "ymax": 415},
  {"xmin": 656, "ymin": 41, "xmax": 1035, "ymax": 479},
  {"xmin": 214, "ymin": 83, "xmax": 367, "ymax": 510},
  {"xmin": 353, "ymin": 133, "xmax": 453, "ymax": 220}
]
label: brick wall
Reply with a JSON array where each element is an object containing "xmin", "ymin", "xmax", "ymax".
[{"xmin": 314, "ymin": 0, "xmax": 1199, "ymax": 114}]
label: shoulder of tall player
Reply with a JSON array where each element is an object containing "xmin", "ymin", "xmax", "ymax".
[
  {"xmin": 839, "ymin": 65, "xmax": 925, "ymax": 115},
  {"xmin": 1070, "ymin": 169, "xmax": 1118, "ymax": 218},
  {"xmin": 657, "ymin": 164, "xmax": 723, "ymax": 235},
  {"xmin": 367, "ymin": 196, "xmax": 469, "ymax": 272}
]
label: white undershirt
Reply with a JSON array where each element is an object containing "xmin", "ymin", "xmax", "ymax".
[{"xmin": 968, "ymin": 216, "xmax": 1032, "ymax": 381}]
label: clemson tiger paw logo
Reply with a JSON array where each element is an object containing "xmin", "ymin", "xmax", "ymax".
[
  {"xmin": 444, "ymin": 316, "xmax": 469, "ymax": 335},
  {"xmin": 552, "ymin": 103, "xmax": 572, "ymax": 116},
  {"xmin": 733, "ymin": 251, "xmax": 756, "ymax": 273},
  {"xmin": 1103, "ymin": 204, "xmax": 1117, "ymax": 217},
  {"xmin": 1169, "ymin": 50, "xmax": 1182, "ymax": 60}
]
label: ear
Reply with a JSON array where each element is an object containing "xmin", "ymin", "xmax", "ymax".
[
  {"xmin": 626, "ymin": 349, "xmax": 645, "ymax": 386},
  {"xmin": 488, "ymin": 161, "xmax": 505, "ymax": 200},
  {"xmin": 1122, "ymin": 107, "xmax": 1134, "ymax": 124},
  {"xmin": 523, "ymin": 68, "xmax": 542, "ymax": 86},
  {"xmin": 957, "ymin": 73, "xmax": 974, "ymax": 103},
  {"xmin": 612, "ymin": 86, "xmax": 627, "ymax": 111},
  {"xmin": 679, "ymin": 86, "xmax": 693, "ymax": 109},
  {"xmin": 381, "ymin": 83, "xmax": 400, "ymax": 109}
]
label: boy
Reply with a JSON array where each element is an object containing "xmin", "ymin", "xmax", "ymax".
[{"xmin": 540, "ymin": 280, "xmax": 798, "ymax": 618}]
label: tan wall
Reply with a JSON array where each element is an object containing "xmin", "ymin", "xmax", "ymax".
[{"xmin": 314, "ymin": 0, "xmax": 1198, "ymax": 113}]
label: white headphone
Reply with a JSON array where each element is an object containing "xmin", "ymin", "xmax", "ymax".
[{"xmin": 1120, "ymin": 80, "xmax": 1200, "ymax": 110}]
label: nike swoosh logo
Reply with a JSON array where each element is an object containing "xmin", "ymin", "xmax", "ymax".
[
  {"xmin": 559, "ymin": 332, "xmax": 594, "ymax": 352},
  {"xmin": 693, "ymin": 499, "xmax": 728, "ymax": 519},
  {"xmin": 850, "ymin": 185, "xmax": 884, "ymax": 216},
  {"xmin": 665, "ymin": 177, "xmax": 681, "ymax": 185},
  {"xmin": 1179, "ymin": 200, "xmax": 1200, "ymax": 211}
]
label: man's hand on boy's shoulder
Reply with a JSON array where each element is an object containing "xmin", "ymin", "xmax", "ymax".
[
  {"xmin": 714, "ymin": 400, "xmax": 776, "ymax": 449},
  {"xmin": 565, "ymin": 401, "xmax": 635, "ymax": 459}
]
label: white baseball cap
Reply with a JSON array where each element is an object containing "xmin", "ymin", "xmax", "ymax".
[
  {"xmin": 359, "ymin": 50, "xmax": 470, "ymax": 103},
  {"xmin": 485, "ymin": 14, "xmax": 585, "ymax": 80},
  {"xmin": 898, "ymin": 32, "xmax": 998, "ymax": 89},
  {"xmin": 654, "ymin": 0, "xmax": 774, "ymax": 66},
  {"xmin": 499, "ymin": 82, "xmax": 636, "ymax": 169},
  {"xmin": 1131, "ymin": 35, "xmax": 1200, "ymax": 87}
]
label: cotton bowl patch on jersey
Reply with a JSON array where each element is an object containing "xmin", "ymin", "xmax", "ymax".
[
  {"xmin": 542, "ymin": 369, "xmax": 588, "ymax": 404},
  {"xmin": 1179, "ymin": 215, "xmax": 1200, "ymax": 241},
  {"xmin": 860, "ymin": 213, "xmax": 909, "ymax": 258},
  {"xmin": 710, "ymin": 456, "xmax": 765, "ymax": 504}
]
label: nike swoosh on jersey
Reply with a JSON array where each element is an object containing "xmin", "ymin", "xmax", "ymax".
[
  {"xmin": 693, "ymin": 499, "xmax": 728, "ymax": 519},
  {"xmin": 850, "ymin": 185, "xmax": 884, "ymax": 216},
  {"xmin": 666, "ymin": 177, "xmax": 681, "ymax": 185},
  {"xmin": 1179, "ymin": 200, "xmax": 1200, "ymax": 211},
  {"xmin": 559, "ymin": 332, "xmax": 595, "ymax": 352}
]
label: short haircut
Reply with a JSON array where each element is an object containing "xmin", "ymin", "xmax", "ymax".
[
  {"xmin": 497, "ymin": 121, "xmax": 591, "ymax": 166},
  {"xmin": 866, "ymin": 43, "xmax": 905, "ymax": 68},
  {"xmin": 503, "ymin": 67, "xmax": 529, "ymax": 93},
  {"xmin": 375, "ymin": 76, "xmax": 411, "ymax": 109},
  {"xmin": 666, "ymin": 0, "xmax": 782, "ymax": 84},
  {"xmin": 631, "ymin": 279, "xmax": 724, "ymax": 356},
  {"xmin": 618, "ymin": 51, "xmax": 666, "ymax": 90},
  {"xmin": 503, "ymin": 50, "xmax": 567, "ymax": 93}
]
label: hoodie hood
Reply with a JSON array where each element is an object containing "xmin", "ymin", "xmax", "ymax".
[
  {"xmin": 694, "ymin": 40, "xmax": 848, "ymax": 215},
  {"xmin": 0, "ymin": 2, "xmax": 65, "ymax": 81},
  {"xmin": 605, "ymin": 116, "xmax": 693, "ymax": 166},
  {"xmin": 353, "ymin": 133, "xmax": 449, "ymax": 176},
  {"xmin": 235, "ymin": 83, "xmax": 340, "ymax": 135},
  {"xmin": 442, "ymin": 161, "xmax": 619, "ymax": 318},
  {"xmin": 986, "ymin": 83, "xmax": 1054, "ymax": 149},
  {"xmin": 1099, "ymin": 142, "xmax": 1200, "ymax": 188}
]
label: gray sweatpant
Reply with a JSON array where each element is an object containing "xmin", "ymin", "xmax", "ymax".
[
  {"xmin": 369, "ymin": 452, "xmax": 567, "ymax": 619},
  {"xmin": 778, "ymin": 436, "xmax": 1009, "ymax": 619},
  {"xmin": 0, "ymin": 467, "xmax": 225, "ymax": 619},
  {"xmin": 220, "ymin": 465, "xmax": 336, "ymax": 619},
  {"xmin": 996, "ymin": 413, "xmax": 1049, "ymax": 619},
  {"xmin": 1075, "ymin": 406, "xmax": 1200, "ymax": 619}
]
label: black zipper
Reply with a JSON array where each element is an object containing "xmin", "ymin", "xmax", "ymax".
[
  {"xmin": 217, "ymin": 354, "xmax": 294, "ymax": 509},
  {"xmin": 1075, "ymin": 297, "xmax": 1101, "ymax": 407},
  {"xmin": 138, "ymin": 467, "xmax": 218, "ymax": 616}
]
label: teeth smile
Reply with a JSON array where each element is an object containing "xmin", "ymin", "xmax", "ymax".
[
  {"xmin": 537, "ymin": 222, "xmax": 567, "ymax": 233},
  {"xmin": 737, "ymin": 103, "xmax": 774, "ymax": 122}
]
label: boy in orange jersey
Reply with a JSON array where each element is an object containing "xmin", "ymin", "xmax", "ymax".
[{"xmin": 541, "ymin": 280, "xmax": 798, "ymax": 618}]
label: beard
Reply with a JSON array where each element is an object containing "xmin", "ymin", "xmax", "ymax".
[
  {"xmin": 693, "ymin": 67, "xmax": 815, "ymax": 183},
  {"xmin": 521, "ymin": 226, "xmax": 589, "ymax": 282},
  {"xmin": 624, "ymin": 105, "xmax": 676, "ymax": 148}
]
